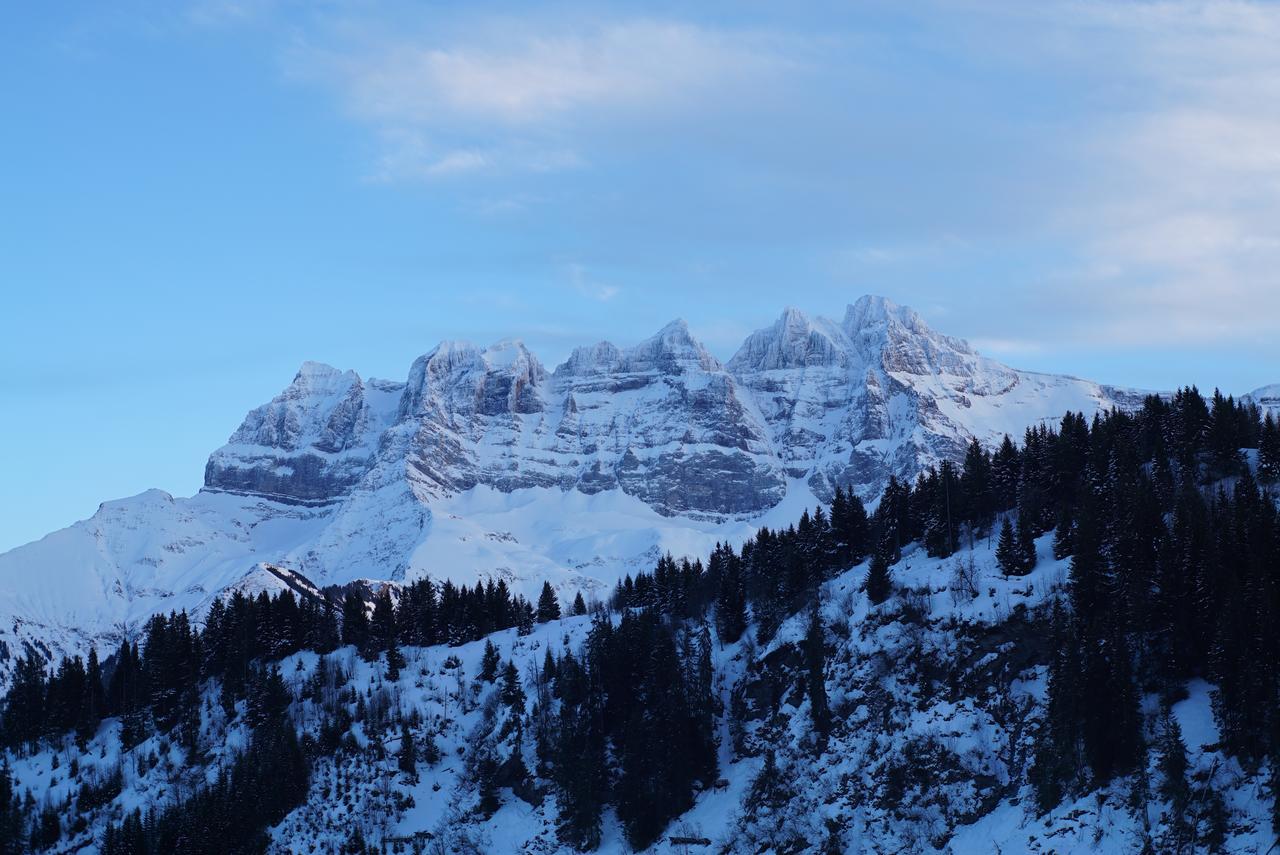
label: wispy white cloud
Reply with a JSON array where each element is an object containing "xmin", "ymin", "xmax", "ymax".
[
  {"xmin": 289, "ymin": 16, "xmax": 795, "ymax": 182},
  {"xmin": 566, "ymin": 263, "xmax": 619, "ymax": 302},
  {"xmin": 941, "ymin": 0, "xmax": 1280, "ymax": 347}
]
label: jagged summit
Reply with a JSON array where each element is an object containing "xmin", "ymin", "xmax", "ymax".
[
  {"xmin": 727, "ymin": 306, "xmax": 850, "ymax": 372},
  {"xmin": 556, "ymin": 319, "xmax": 719, "ymax": 377}
]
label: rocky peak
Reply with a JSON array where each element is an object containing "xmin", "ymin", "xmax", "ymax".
[
  {"xmin": 622, "ymin": 319, "xmax": 720, "ymax": 375},
  {"xmin": 555, "ymin": 341, "xmax": 625, "ymax": 377},
  {"xmin": 400, "ymin": 340, "xmax": 546, "ymax": 419},
  {"xmin": 224, "ymin": 361, "xmax": 365, "ymax": 454},
  {"xmin": 727, "ymin": 306, "xmax": 851, "ymax": 372},
  {"xmin": 203, "ymin": 360, "xmax": 390, "ymax": 505},
  {"xmin": 842, "ymin": 294, "xmax": 984, "ymax": 377}
]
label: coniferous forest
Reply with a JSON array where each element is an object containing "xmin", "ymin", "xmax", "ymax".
[{"xmin": 3, "ymin": 386, "xmax": 1280, "ymax": 852}]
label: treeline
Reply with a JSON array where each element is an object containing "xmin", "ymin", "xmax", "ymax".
[
  {"xmin": 610, "ymin": 485, "xmax": 871, "ymax": 644},
  {"xmin": 1, "ymin": 575, "xmax": 585, "ymax": 751}
]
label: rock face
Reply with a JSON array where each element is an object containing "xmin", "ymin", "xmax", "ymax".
[
  {"xmin": 207, "ymin": 323, "xmax": 785, "ymax": 519},
  {"xmin": 728, "ymin": 295, "xmax": 1146, "ymax": 502},
  {"xmin": 204, "ymin": 362, "xmax": 403, "ymax": 505},
  {"xmin": 0, "ymin": 296, "xmax": 1155, "ymax": 686}
]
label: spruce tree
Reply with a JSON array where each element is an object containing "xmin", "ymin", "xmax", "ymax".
[
  {"xmin": 536, "ymin": 582, "xmax": 561, "ymax": 623},
  {"xmin": 369, "ymin": 589, "xmax": 397, "ymax": 658},
  {"xmin": 1156, "ymin": 714, "xmax": 1189, "ymax": 812},
  {"xmin": 996, "ymin": 517, "xmax": 1021, "ymax": 577},
  {"xmin": 398, "ymin": 720, "xmax": 416, "ymax": 778},
  {"xmin": 0, "ymin": 759, "xmax": 26, "ymax": 855},
  {"xmin": 714, "ymin": 554, "xmax": 748, "ymax": 644},
  {"xmin": 1051, "ymin": 506, "xmax": 1075, "ymax": 560},
  {"xmin": 804, "ymin": 606, "xmax": 831, "ymax": 747},
  {"xmin": 1016, "ymin": 510, "xmax": 1038, "ymax": 574},
  {"xmin": 385, "ymin": 644, "xmax": 405, "ymax": 682},
  {"xmin": 864, "ymin": 538, "xmax": 893, "ymax": 606},
  {"xmin": 502, "ymin": 660, "xmax": 527, "ymax": 713},
  {"xmin": 480, "ymin": 641, "xmax": 501, "ymax": 683},
  {"xmin": 572, "ymin": 591, "xmax": 588, "ymax": 616},
  {"xmin": 340, "ymin": 591, "xmax": 369, "ymax": 652}
]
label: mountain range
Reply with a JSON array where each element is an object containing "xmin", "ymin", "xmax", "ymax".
[{"xmin": 3, "ymin": 294, "xmax": 1264, "ymax": 685}]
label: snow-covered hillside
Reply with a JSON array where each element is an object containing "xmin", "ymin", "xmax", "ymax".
[
  {"xmin": 6, "ymin": 533, "xmax": 1275, "ymax": 853},
  {"xmin": 0, "ymin": 296, "xmax": 1153, "ymax": 686}
]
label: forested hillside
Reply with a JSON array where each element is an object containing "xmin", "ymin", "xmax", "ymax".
[{"xmin": 3, "ymin": 386, "xmax": 1280, "ymax": 853}]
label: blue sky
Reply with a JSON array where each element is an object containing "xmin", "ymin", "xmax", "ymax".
[{"xmin": 4, "ymin": 0, "xmax": 1280, "ymax": 551}]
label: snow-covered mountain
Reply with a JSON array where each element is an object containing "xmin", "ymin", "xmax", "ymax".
[
  {"xmin": 1244, "ymin": 383, "xmax": 1280, "ymax": 418},
  {"xmin": 0, "ymin": 296, "xmax": 1150, "ymax": 683}
]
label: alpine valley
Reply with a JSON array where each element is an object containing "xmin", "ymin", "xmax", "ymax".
[{"xmin": 3, "ymin": 295, "xmax": 1280, "ymax": 854}]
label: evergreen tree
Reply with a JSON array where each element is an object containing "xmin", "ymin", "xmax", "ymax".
[
  {"xmin": 1016, "ymin": 509, "xmax": 1038, "ymax": 574},
  {"xmin": 996, "ymin": 517, "xmax": 1021, "ymax": 577},
  {"xmin": 537, "ymin": 582, "xmax": 561, "ymax": 623},
  {"xmin": 369, "ymin": 589, "xmax": 397, "ymax": 657},
  {"xmin": 1051, "ymin": 506, "xmax": 1075, "ymax": 560},
  {"xmin": 398, "ymin": 720, "xmax": 416, "ymax": 778},
  {"xmin": 480, "ymin": 640, "xmax": 501, "ymax": 684},
  {"xmin": 714, "ymin": 547, "xmax": 748, "ymax": 644},
  {"xmin": 0, "ymin": 759, "xmax": 26, "ymax": 855},
  {"xmin": 502, "ymin": 660, "xmax": 527, "ymax": 714},
  {"xmin": 830, "ymin": 486, "xmax": 870, "ymax": 566},
  {"xmin": 79, "ymin": 646, "xmax": 106, "ymax": 742},
  {"xmin": 804, "ymin": 606, "xmax": 831, "ymax": 747},
  {"xmin": 340, "ymin": 591, "xmax": 369, "ymax": 651},
  {"xmin": 864, "ymin": 535, "xmax": 893, "ymax": 606},
  {"xmin": 1156, "ymin": 714, "xmax": 1189, "ymax": 811},
  {"xmin": 572, "ymin": 591, "xmax": 588, "ymax": 616},
  {"xmin": 385, "ymin": 644, "xmax": 405, "ymax": 682}
]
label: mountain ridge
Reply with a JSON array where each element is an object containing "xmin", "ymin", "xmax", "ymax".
[{"xmin": 0, "ymin": 295, "xmax": 1162, "ymax": 685}]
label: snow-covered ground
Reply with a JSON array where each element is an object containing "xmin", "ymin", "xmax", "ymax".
[{"xmin": 7, "ymin": 526, "xmax": 1276, "ymax": 853}]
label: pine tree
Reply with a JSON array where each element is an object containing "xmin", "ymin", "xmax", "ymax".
[
  {"xmin": 340, "ymin": 591, "xmax": 369, "ymax": 652},
  {"xmin": 369, "ymin": 589, "xmax": 397, "ymax": 658},
  {"xmin": 1156, "ymin": 714, "xmax": 1189, "ymax": 812},
  {"xmin": 502, "ymin": 660, "xmax": 527, "ymax": 713},
  {"xmin": 480, "ymin": 641, "xmax": 501, "ymax": 683},
  {"xmin": 1051, "ymin": 506, "xmax": 1075, "ymax": 560},
  {"xmin": 804, "ymin": 606, "xmax": 831, "ymax": 747},
  {"xmin": 536, "ymin": 582, "xmax": 561, "ymax": 623},
  {"xmin": 864, "ymin": 537, "xmax": 893, "ymax": 606},
  {"xmin": 0, "ymin": 758, "xmax": 26, "ymax": 855},
  {"xmin": 714, "ymin": 550, "xmax": 748, "ymax": 644},
  {"xmin": 830, "ymin": 486, "xmax": 870, "ymax": 566},
  {"xmin": 996, "ymin": 517, "xmax": 1021, "ymax": 577},
  {"xmin": 385, "ymin": 644, "xmax": 405, "ymax": 682},
  {"xmin": 1016, "ymin": 509, "xmax": 1038, "ymax": 574},
  {"xmin": 398, "ymin": 720, "xmax": 416, "ymax": 778},
  {"xmin": 572, "ymin": 591, "xmax": 587, "ymax": 616}
]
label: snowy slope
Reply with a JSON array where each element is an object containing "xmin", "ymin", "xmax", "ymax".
[
  {"xmin": 1244, "ymin": 383, "xmax": 1280, "ymax": 419},
  {"xmin": 0, "ymin": 296, "xmax": 1153, "ymax": 686},
  {"xmin": 7, "ymin": 531, "xmax": 1275, "ymax": 853}
]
